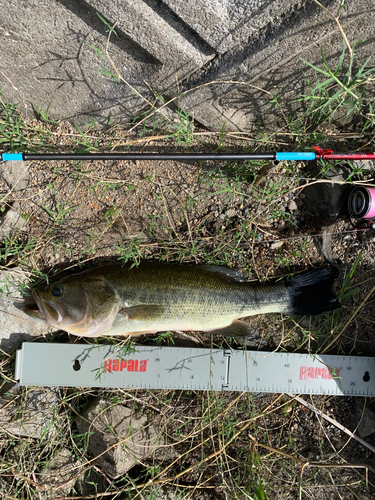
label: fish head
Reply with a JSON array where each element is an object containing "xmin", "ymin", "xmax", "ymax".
[{"xmin": 25, "ymin": 274, "xmax": 120, "ymax": 337}]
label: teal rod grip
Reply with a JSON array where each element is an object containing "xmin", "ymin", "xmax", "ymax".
[
  {"xmin": 2, "ymin": 153, "xmax": 24, "ymax": 161},
  {"xmin": 276, "ymin": 152, "xmax": 316, "ymax": 161}
]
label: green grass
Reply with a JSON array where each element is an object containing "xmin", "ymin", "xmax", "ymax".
[
  {"xmin": 0, "ymin": 33, "xmax": 375, "ymax": 500},
  {"xmin": 296, "ymin": 41, "xmax": 375, "ymax": 132}
]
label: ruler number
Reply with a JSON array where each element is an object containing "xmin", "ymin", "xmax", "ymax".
[
  {"xmin": 288, "ymin": 379, "xmax": 292, "ymax": 383},
  {"xmin": 284, "ymin": 364, "xmax": 290, "ymax": 368}
]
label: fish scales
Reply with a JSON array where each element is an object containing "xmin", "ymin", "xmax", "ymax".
[
  {"xmin": 103, "ymin": 264, "xmax": 290, "ymax": 333},
  {"xmin": 24, "ymin": 262, "xmax": 339, "ymax": 338}
]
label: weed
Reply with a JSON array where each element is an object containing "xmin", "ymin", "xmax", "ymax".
[
  {"xmin": 168, "ymin": 109, "xmax": 195, "ymax": 149},
  {"xmin": 30, "ymin": 102, "xmax": 57, "ymax": 124},
  {"xmin": 214, "ymin": 122, "xmax": 230, "ymax": 152},
  {"xmin": 105, "ymin": 203, "xmax": 121, "ymax": 224},
  {"xmin": 74, "ymin": 123, "xmax": 100, "ymax": 152},
  {"xmin": 87, "ymin": 43, "xmax": 106, "ymax": 59},
  {"xmin": 295, "ymin": 41, "xmax": 375, "ymax": 130},
  {"xmin": 0, "ymin": 87, "xmax": 52, "ymax": 152},
  {"xmin": 39, "ymin": 195, "xmax": 79, "ymax": 226},
  {"xmin": 96, "ymin": 12, "xmax": 118, "ymax": 36},
  {"xmin": 98, "ymin": 64, "xmax": 120, "ymax": 83},
  {"xmin": 116, "ymin": 236, "xmax": 143, "ymax": 266},
  {"xmin": 153, "ymin": 331, "xmax": 175, "ymax": 345},
  {"xmin": 0, "ymin": 234, "xmax": 39, "ymax": 267}
]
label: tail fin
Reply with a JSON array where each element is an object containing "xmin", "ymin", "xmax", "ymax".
[{"xmin": 287, "ymin": 268, "xmax": 340, "ymax": 315}]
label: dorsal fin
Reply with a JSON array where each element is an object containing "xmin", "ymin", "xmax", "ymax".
[{"xmin": 201, "ymin": 265, "xmax": 249, "ymax": 282}]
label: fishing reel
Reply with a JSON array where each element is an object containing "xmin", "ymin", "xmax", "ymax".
[{"xmin": 348, "ymin": 186, "xmax": 375, "ymax": 230}]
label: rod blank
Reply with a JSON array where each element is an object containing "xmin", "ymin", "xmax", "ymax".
[
  {"xmin": 21, "ymin": 152, "xmax": 276, "ymax": 161},
  {"xmin": 0, "ymin": 152, "xmax": 315, "ymax": 161},
  {"xmin": 2, "ymin": 150, "xmax": 375, "ymax": 162}
]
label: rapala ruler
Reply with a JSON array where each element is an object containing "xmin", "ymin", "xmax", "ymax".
[{"xmin": 15, "ymin": 343, "xmax": 374, "ymax": 396}]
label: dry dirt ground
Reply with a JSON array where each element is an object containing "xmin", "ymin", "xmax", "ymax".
[{"xmin": 1, "ymin": 122, "xmax": 375, "ymax": 498}]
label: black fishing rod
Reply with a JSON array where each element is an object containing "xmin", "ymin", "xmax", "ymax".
[
  {"xmin": 2, "ymin": 147, "xmax": 375, "ymax": 162},
  {"xmin": 2, "ymin": 152, "xmax": 300, "ymax": 161},
  {"xmin": 4, "ymin": 148, "xmax": 375, "ymax": 228}
]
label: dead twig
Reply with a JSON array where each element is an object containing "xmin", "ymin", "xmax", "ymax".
[
  {"xmin": 0, "ymin": 69, "xmax": 27, "ymax": 119},
  {"xmin": 321, "ymin": 283, "xmax": 375, "ymax": 354},
  {"xmin": 312, "ymin": 0, "xmax": 352, "ymax": 58}
]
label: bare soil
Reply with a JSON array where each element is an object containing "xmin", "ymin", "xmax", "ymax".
[{"xmin": 1, "ymin": 122, "xmax": 374, "ymax": 499}]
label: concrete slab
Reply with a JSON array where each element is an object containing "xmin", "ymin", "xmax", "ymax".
[
  {"xmin": 178, "ymin": 0, "xmax": 375, "ymax": 130},
  {"xmin": 0, "ymin": 0, "xmax": 157, "ymax": 127},
  {"xmin": 87, "ymin": 0, "xmax": 215, "ymax": 87},
  {"xmin": 162, "ymin": 0, "xmax": 306, "ymax": 54},
  {"xmin": 0, "ymin": 0, "xmax": 374, "ymax": 131}
]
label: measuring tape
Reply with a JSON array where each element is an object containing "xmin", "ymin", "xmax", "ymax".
[{"xmin": 15, "ymin": 343, "xmax": 374, "ymax": 396}]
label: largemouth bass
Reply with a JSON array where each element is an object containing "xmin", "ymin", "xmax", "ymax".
[{"xmin": 24, "ymin": 262, "xmax": 339, "ymax": 338}]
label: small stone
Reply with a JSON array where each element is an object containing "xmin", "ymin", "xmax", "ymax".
[
  {"xmin": 75, "ymin": 398, "xmax": 161, "ymax": 479},
  {"xmin": 0, "ymin": 387, "xmax": 62, "ymax": 440},
  {"xmin": 353, "ymin": 399, "xmax": 375, "ymax": 438},
  {"xmin": 37, "ymin": 448, "xmax": 82, "ymax": 499},
  {"xmin": 0, "ymin": 161, "xmax": 29, "ymax": 191},
  {"xmin": 288, "ymin": 200, "xmax": 298, "ymax": 211},
  {"xmin": 299, "ymin": 318, "xmax": 311, "ymax": 328},
  {"xmin": 0, "ymin": 202, "xmax": 26, "ymax": 241},
  {"xmin": 270, "ymin": 240, "xmax": 283, "ymax": 249}
]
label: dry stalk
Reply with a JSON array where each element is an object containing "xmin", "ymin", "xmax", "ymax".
[
  {"xmin": 287, "ymin": 394, "xmax": 375, "ymax": 455},
  {"xmin": 321, "ymin": 283, "xmax": 375, "ymax": 354},
  {"xmin": 0, "ymin": 69, "xmax": 27, "ymax": 119},
  {"xmin": 252, "ymin": 438, "xmax": 374, "ymax": 471},
  {"xmin": 312, "ymin": 0, "xmax": 353, "ymax": 58}
]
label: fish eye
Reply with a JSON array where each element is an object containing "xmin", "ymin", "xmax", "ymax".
[{"xmin": 52, "ymin": 285, "xmax": 63, "ymax": 297}]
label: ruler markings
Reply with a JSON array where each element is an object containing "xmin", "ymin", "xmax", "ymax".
[{"xmin": 15, "ymin": 343, "xmax": 374, "ymax": 396}]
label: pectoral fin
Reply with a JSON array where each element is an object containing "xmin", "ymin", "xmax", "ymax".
[
  {"xmin": 119, "ymin": 304, "xmax": 164, "ymax": 321},
  {"xmin": 212, "ymin": 320, "xmax": 254, "ymax": 338}
]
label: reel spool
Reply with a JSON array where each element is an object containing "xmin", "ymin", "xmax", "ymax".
[{"xmin": 348, "ymin": 186, "xmax": 375, "ymax": 229}]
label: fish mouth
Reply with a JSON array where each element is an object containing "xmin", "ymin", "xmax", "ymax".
[
  {"xmin": 23, "ymin": 290, "xmax": 45, "ymax": 321},
  {"xmin": 24, "ymin": 290, "xmax": 65, "ymax": 326}
]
